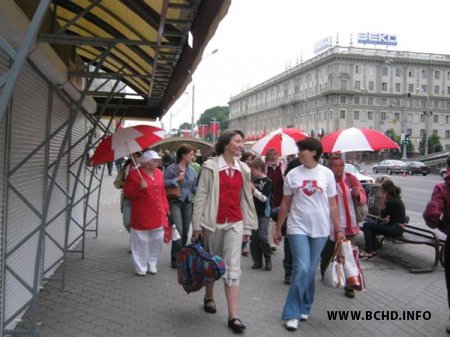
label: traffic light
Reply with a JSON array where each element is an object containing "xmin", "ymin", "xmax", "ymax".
[{"xmin": 402, "ymin": 133, "xmax": 410, "ymax": 145}]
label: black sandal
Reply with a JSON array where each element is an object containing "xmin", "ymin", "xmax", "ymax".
[
  {"xmin": 203, "ymin": 298, "xmax": 216, "ymax": 314},
  {"xmin": 228, "ymin": 318, "xmax": 246, "ymax": 333}
]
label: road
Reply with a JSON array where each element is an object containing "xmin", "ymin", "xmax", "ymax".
[{"xmin": 360, "ymin": 164, "xmax": 442, "ymax": 215}]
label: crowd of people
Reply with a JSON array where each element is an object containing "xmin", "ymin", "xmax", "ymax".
[{"xmin": 109, "ymin": 129, "xmax": 448, "ymax": 334}]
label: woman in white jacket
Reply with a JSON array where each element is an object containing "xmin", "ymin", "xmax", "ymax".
[{"xmin": 192, "ymin": 129, "xmax": 257, "ymax": 334}]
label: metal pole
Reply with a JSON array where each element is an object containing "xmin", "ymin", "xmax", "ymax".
[
  {"xmin": 190, "ymin": 84, "xmax": 195, "ymax": 138},
  {"xmin": 424, "ymin": 95, "xmax": 430, "ymax": 156},
  {"xmin": 401, "ymin": 94, "xmax": 408, "ymax": 160}
]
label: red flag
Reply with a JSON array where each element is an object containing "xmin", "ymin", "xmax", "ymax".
[
  {"xmin": 209, "ymin": 122, "xmax": 220, "ymax": 137},
  {"xmin": 199, "ymin": 125, "xmax": 208, "ymax": 138}
]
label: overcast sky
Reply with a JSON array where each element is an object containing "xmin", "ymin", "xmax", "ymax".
[{"xmin": 160, "ymin": 0, "xmax": 450, "ymax": 131}]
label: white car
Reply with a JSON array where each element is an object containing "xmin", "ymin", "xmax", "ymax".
[{"xmin": 345, "ymin": 163, "xmax": 375, "ymax": 186}]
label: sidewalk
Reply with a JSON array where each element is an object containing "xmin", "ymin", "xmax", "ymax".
[{"xmin": 16, "ymin": 174, "xmax": 449, "ymax": 337}]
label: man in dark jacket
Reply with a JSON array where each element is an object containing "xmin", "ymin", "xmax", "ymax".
[{"xmin": 423, "ymin": 154, "xmax": 450, "ymax": 334}]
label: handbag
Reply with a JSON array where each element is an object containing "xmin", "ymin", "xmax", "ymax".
[
  {"xmin": 323, "ymin": 241, "xmax": 346, "ymax": 288},
  {"xmin": 165, "ymin": 184, "xmax": 181, "ymax": 200},
  {"xmin": 341, "ymin": 240, "xmax": 360, "ymax": 289},
  {"xmin": 348, "ymin": 173, "xmax": 368, "ymax": 222}
]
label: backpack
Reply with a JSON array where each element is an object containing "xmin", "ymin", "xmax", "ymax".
[{"xmin": 177, "ymin": 240, "xmax": 226, "ymax": 294}]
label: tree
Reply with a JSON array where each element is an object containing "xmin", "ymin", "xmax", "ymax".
[
  {"xmin": 419, "ymin": 133, "xmax": 443, "ymax": 155},
  {"xmin": 384, "ymin": 128, "xmax": 414, "ymax": 157},
  {"xmin": 178, "ymin": 122, "xmax": 192, "ymax": 130}
]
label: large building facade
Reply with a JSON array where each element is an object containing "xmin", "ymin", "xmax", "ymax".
[{"xmin": 228, "ymin": 46, "xmax": 450, "ymax": 152}]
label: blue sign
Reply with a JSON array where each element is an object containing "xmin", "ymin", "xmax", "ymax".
[{"xmin": 357, "ymin": 32, "xmax": 398, "ymax": 46}]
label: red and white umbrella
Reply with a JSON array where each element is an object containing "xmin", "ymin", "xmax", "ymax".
[
  {"xmin": 251, "ymin": 128, "xmax": 308, "ymax": 156},
  {"xmin": 321, "ymin": 127, "xmax": 400, "ymax": 153},
  {"xmin": 91, "ymin": 125, "xmax": 165, "ymax": 165}
]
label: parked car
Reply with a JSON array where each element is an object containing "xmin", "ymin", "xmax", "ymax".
[
  {"xmin": 405, "ymin": 161, "xmax": 431, "ymax": 176},
  {"xmin": 345, "ymin": 163, "xmax": 375, "ymax": 186},
  {"xmin": 372, "ymin": 160, "xmax": 409, "ymax": 175},
  {"xmin": 440, "ymin": 167, "xmax": 448, "ymax": 178}
]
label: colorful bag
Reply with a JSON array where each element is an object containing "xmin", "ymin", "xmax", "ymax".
[{"xmin": 177, "ymin": 240, "xmax": 226, "ymax": 294}]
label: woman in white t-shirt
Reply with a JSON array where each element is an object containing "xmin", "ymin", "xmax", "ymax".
[{"xmin": 274, "ymin": 137, "xmax": 343, "ymax": 331}]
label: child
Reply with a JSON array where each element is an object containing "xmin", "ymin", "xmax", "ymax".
[{"xmin": 248, "ymin": 157, "xmax": 273, "ymax": 270}]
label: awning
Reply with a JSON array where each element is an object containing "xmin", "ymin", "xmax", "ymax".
[{"xmin": 25, "ymin": 0, "xmax": 230, "ymax": 120}]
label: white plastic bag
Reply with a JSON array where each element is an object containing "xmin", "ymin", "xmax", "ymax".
[
  {"xmin": 171, "ymin": 225, "xmax": 181, "ymax": 241},
  {"xmin": 323, "ymin": 241, "xmax": 346, "ymax": 288},
  {"xmin": 341, "ymin": 240, "xmax": 360, "ymax": 289}
]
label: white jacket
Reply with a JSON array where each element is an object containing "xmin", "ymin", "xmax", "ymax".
[{"xmin": 192, "ymin": 156, "xmax": 258, "ymax": 234}]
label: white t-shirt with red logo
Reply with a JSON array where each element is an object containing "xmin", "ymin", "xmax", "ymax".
[{"xmin": 284, "ymin": 164, "xmax": 337, "ymax": 237}]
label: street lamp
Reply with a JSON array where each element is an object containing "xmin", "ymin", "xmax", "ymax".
[
  {"xmin": 190, "ymin": 48, "xmax": 219, "ymax": 138},
  {"xmin": 417, "ymin": 88, "xmax": 432, "ymax": 155},
  {"xmin": 385, "ymin": 59, "xmax": 409, "ymax": 160}
]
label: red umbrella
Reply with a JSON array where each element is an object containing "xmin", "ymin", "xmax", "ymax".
[
  {"xmin": 251, "ymin": 128, "xmax": 308, "ymax": 156},
  {"xmin": 91, "ymin": 125, "xmax": 165, "ymax": 165},
  {"xmin": 321, "ymin": 127, "xmax": 400, "ymax": 153}
]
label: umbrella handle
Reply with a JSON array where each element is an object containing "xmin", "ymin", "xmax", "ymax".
[{"xmin": 126, "ymin": 144, "xmax": 145, "ymax": 183}]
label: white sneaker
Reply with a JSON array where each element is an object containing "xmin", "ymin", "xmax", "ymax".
[
  {"xmin": 300, "ymin": 314, "xmax": 309, "ymax": 321},
  {"xmin": 285, "ymin": 318, "xmax": 298, "ymax": 331},
  {"xmin": 148, "ymin": 262, "xmax": 157, "ymax": 274}
]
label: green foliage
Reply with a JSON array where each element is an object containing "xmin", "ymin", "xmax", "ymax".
[
  {"xmin": 384, "ymin": 128, "xmax": 414, "ymax": 157},
  {"xmin": 178, "ymin": 122, "xmax": 192, "ymax": 130},
  {"xmin": 197, "ymin": 106, "xmax": 229, "ymax": 130},
  {"xmin": 419, "ymin": 133, "xmax": 443, "ymax": 154}
]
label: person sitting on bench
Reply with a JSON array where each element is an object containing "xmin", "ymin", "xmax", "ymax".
[{"xmin": 360, "ymin": 180, "xmax": 406, "ymax": 258}]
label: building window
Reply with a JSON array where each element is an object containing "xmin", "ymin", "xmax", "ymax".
[
  {"xmin": 421, "ymin": 100, "xmax": 427, "ymax": 108},
  {"xmin": 435, "ymin": 86, "xmax": 440, "ymax": 94},
  {"xmin": 421, "ymin": 84, "xmax": 427, "ymax": 93},
  {"xmin": 408, "ymin": 69, "xmax": 414, "ymax": 78},
  {"xmin": 368, "ymin": 111, "xmax": 373, "ymax": 120},
  {"xmin": 407, "ymin": 128, "xmax": 412, "ymax": 136},
  {"xmin": 368, "ymin": 97, "xmax": 373, "ymax": 105},
  {"xmin": 354, "ymin": 110, "xmax": 360, "ymax": 120},
  {"xmin": 381, "ymin": 98, "xmax": 387, "ymax": 106},
  {"xmin": 382, "ymin": 67, "xmax": 388, "ymax": 76},
  {"xmin": 433, "ymin": 115, "xmax": 438, "ymax": 123},
  {"xmin": 381, "ymin": 111, "xmax": 386, "ymax": 121},
  {"xmin": 355, "ymin": 65, "xmax": 360, "ymax": 74},
  {"xmin": 446, "ymin": 130, "xmax": 450, "ymax": 139},
  {"xmin": 381, "ymin": 82, "xmax": 388, "ymax": 91},
  {"xmin": 435, "ymin": 71, "xmax": 441, "ymax": 79},
  {"xmin": 354, "ymin": 96, "xmax": 360, "ymax": 104},
  {"xmin": 447, "ymin": 87, "xmax": 450, "ymax": 95},
  {"xmin": 355, "ymin": 80, "xmax": 361, "ymax": 89},
  {"xmin": 368, "ymin": 81, "xmax": 374, "ymax": 91},
  {"xmin": 340, "ymin": 110, "xmax": 346, "ymax": 119},
  {"xmin": 395, "ymin": 83, "xmax": 401, "ymax": 92},
  {"xmin": 421, "ymin": 69, "xmax": 428, "ymax": 79},
  {"xmin": 420, "ymin": 129, "xmax": 425, "ymax": 137},
  {"xmin": 407, "ymin": 113, "xmax": 412, "ymax": 123},
  {"xmin": 369, "ymin": 66, "xmax": 375, "ymax": 75},
  {"xmin": 408, "ymin": 84, "xmax": 414, "ymax": 93},
  {"xmin": 447, "ymin": 102, "xmax": 450, "ymax": 109},
  {"xmin": 396, "ymin": 68, "xmax": 402, "ymax": 77},
  {"xmin": 433, "ymin": 129, "xmax": 438, "ymax": 136},
  {"xmin": 340, "ymin": 80, "xmax": 347, "ymax": 90},
  {"xmin": 340, "ymin": 96, "xmax": 346, "ymax": 103},
  {"xmin": 447, "ymin": 115, "xmax": 450, "ymax": 123},
  {"xmin": 394, "ymin": 112, "xmax": 400, "ymax": 121},
  {"xmin": 421, "ymin": 114, "xmax": 426, "ymax": 123}
]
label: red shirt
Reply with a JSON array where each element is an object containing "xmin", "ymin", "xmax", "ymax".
[
  {"xmin": 216, "ymin": 170, "xmax": 243, "ymax": 224},
  {"xmin": 124, "ymin": 168, "xmax": 169, "ymax": 230}
]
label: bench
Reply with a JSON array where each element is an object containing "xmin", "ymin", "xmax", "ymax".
[{"xmin": 362, "ymin": 214, "xmax": 444, "ymax": 273}]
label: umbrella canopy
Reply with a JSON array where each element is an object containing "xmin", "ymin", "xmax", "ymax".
[
  {"xmin": 91, "ymin": 125, "xmax": 165, "ymax": 165},
  {"xmin": 321, "ymin": 127, "xmax": 400, "ymax": 153},
  {"xmin": 251, "ymin": 128, "xmax": 308, "ymax": 156}
]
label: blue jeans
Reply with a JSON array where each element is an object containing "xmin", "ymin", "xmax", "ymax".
[
  {"xmin": 282, "ymin": 234, "xmax": 327, "ymax": 320},
  {"xmin": 170, "ymin": 200, "xmax": 193, "ymax": 263}
]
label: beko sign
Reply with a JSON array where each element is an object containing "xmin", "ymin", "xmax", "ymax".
[{"xmin": 357, "ymin": 32, "xmax": 398, "ymax": 46}]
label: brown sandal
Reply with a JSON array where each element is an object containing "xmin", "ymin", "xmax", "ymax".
[{"xmin": 203, "ymin": 298, "xmax": 216, "ymax": 313}]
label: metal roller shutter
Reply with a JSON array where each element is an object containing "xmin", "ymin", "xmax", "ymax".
[{"xmin": 3, "ymin": 61, "xmax": 48, "ymax": 331}]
